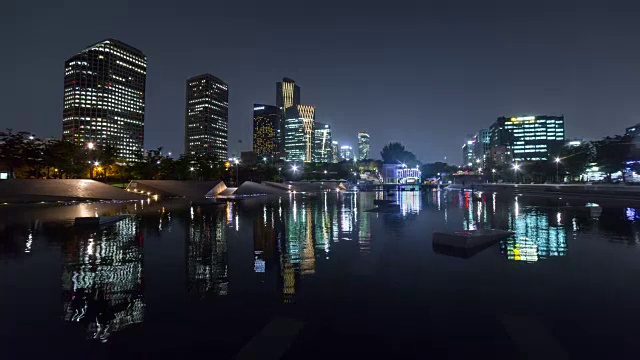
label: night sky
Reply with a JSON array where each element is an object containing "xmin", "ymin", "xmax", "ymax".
[{"xmin": 6, "ymin": 0, "xmax": 640, "ymax": 163}]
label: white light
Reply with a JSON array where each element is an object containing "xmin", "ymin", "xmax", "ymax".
[
  {"xmin": 253, "ymin": 106, "xmax": 265, "ymax": 111},
  {"xmin": 87, "ymin": 142, "xmax": 94, "ymax": 149},
  {"xmin": 94, "ymin": 161, "xmax": 99, "ymax": 166},
  {"xmin": 513, "ymin": 164, "xmax": 520, "ymax": 171},
  {"xmin": 190, "ymin": 167, "xmax": 195, "ymax": 171},
  {"xmin": 555, "ymin": 157, "xmax": 561, "ymax": 163},
  {"xmin": 292, "ymin": 165, "xmax": 298, "ymax": 172}
]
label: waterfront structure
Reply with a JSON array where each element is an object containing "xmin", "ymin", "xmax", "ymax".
[
  {"xmin": 62, "ymin": 39, "xmax": 146, "ymax": 161},
  {"xmin": 284, "ymin": 105, "xmax": 315, "ymax": 162},
  {"xmin": 276, "ymin": 78, "xmax": 300, "ymax": 111},
  {"xmin": 313, "ymin": 122, "xmax": 332, "ymax": 163},
  {"xmin": 358, "ymin": 132, "xmax": 370, "ymax": 160},
  {"xmin": 489, "ymin": 115, "xmax": 565, "ymax": 166},
  {"xmin": 340, "ymin": 145, "xmax": 354, "ymax": 161},
  {"xmin": 381, "ymin": 164, "xmax": 421, "ymax": 184},
  {"xmin": 253, "ymin": 104, "xmax": 282, "ymax": 158},
  {"xmin": 331, "ymin": 141, "xmax": 340, "ymax": 163},
  {"xmin": 184, "ymin": 74, "xmax": 229, "ymax": 159}
]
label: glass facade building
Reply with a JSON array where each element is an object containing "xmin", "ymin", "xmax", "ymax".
[
  {"xmin": 340, "ymin": 145, "xmax": 354, "ymax": 161},
  {"xmin": 313, "ymin": 122, "xmax": 332, "ymax": 163},
  {"xmin": 184, "ymin": 74, "xmax": 229, "ymax": 160},
  {"xmin": 276, "ymin": 78, "xmax": 300, "ymax": 111},
  {"xmin": 331, "ymin": 141, "xmax": 340, "ymax": 163},
  {"xmin": 284, "ymin": 105, "xmax": 315, "ymax": 162},
  {"xmin": 357, "ymin": 132, "xmax": 370, "ymax": 160},
  {"xmin": 489, "ymin": 115, "xmax": 565, "ymax": 165},
  {"xmin": 253, "ymin": 104, "xmax": 282, "ymax": 158},
  {"xmin": 62, "ymin": 39, "xmax": 146, "ymax": 161}
]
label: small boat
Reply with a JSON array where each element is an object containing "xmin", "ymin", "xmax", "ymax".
[
  {"xmin": 374, "ymin": 199, "xmax": 395, "ymax": 206},
  {"xmin": 432, "ymin": 229, "xmax": 514, "ymax": 249}
]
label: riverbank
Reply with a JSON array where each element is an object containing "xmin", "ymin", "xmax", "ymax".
[{"xmin": 473, "ymin": 183, "xmax": 640, "ymax": 202}]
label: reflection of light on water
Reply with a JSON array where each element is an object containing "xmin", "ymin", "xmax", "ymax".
[
  {"xmin": 626, "ymin": 208, "xmax": 640, "ymax": 222},
  {"xmin": 190, "ymin": 206, "xmax": 194, "ymax": 220},
  {"xmin": 557, "ymin": 212, "xmax": 562, "ymax": 225},
  {"xmin": 503, "ymin": 208, "xmax": 567, "ymax": 263},
  {"xmin": 226, "ymin": 203, "xmax": 233, "ymax": 225},
  {"xmin": 514, "ymin": 196, "xmax": 519, "ymax": 217},
  {"xmin": 25, "ymin": 231, "xmax": 33, "ymax": 253},
  {"xmin": 399, "ymin": 191, "xmax": 421, "ymax": 215},
  {"xmin": 492, "ymin": 193, "xmax": 496, "ymax": 214}
]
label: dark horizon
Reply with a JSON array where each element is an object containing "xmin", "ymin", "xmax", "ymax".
[{"xmin": 7, "ymin": 0, "xmax": 640, "ymax": 163}]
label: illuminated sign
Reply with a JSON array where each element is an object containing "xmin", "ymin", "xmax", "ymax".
[
  {"xmin": 253, "ymin": 106, "xmax": 265, "ymax": 111},
  {"xmin": 510, "ymin": 116, "xmax": 536, "ymax": 121}
]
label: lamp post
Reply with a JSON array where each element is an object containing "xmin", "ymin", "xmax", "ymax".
[
  {"xmin": 513, "ymin": 162, "xmax": 520, "ymax": 183},
  {"xmin": 492, "ymin": 168, "xmax": 496, "ymax": 183},
  {"xmin": 233, "ymin": 158, "xmax": 240, "ymax": 185},
  {"xmin": 555, "ymin": 157, "xmax": 561, "ymax": 183}
]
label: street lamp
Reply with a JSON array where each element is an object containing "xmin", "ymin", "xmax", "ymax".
[
  {"xmin": 87, "ymin": 142, "xmax": 94, "ymax": 150},
  {"xmin": 230, "ymin": 157, "xmax": 240, "ymax": 185},
  {"xmin": 513, "ymin": 163, "xmax": 520, "ymax": 183},
  {"xmin": 555, "ymin": 157, "xmax": 561, "ymax": 183},
  {"xmin": 492, "ymin": 168, "xmax": 496, "ymax": 183}
]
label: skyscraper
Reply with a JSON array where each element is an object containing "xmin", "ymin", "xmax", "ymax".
[
  {"xmin": 340, "ymin": 145, "xmax": 354, "ymax": 161},
  {"xmin": 284, "ymin": 105, "xmax": 315, "ymax": 162},
  {"xmin": 357, "ymin": 132, "xmax": 370, "ymax": 160},
  {"xmin": 313, "ymin": 122, "xmax": 332, "ymax": 163},
  {"xmin": 276, "ymin": 78, "xmax": 300, "ymax": 110},
  {"xmin": 473, "ymin": 129, "xmax": 490, "ymax": 168},
  {"xmin": 489, "ymin": 115, "xmax": 565, "ymax": 166},
  {"xmin": 184, "ymin": 74, "xmax": 229, "ymax": 159},
  {"xmin": 331, "ymin": 141, "xmax": 340, "ymax": 163},
  {"xmin": 62, "ymin": 39, "xmax": 146, "ymax": 161},
  {"xmin": 253, "ymin": 104, "xmax": 282, "ymax": 158}
]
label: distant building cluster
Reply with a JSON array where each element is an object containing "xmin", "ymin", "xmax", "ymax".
[
  {"xmin": 462, "ymin": 115, "xmax": 566, "ymax": 168},
  {"xmin": 250, "ymin": 78, "xmax": 370, "ymax": 164},
  {"xmin": 61, "ymin": 39, "xmax": 374, "ymax": 163}
]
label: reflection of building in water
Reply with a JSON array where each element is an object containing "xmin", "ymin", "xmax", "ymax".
[
  {"xmin": 187, "ymin": 208, "xmax": 228, "ymax": 296},
  {"xmin": 62, "ymin": 218, "xmax": 144, "ymax": 342},
  {"xmin": 398, "ymin": 191, "xmax": 422, "ymax": 215},
  {"xmin": 501, "ymin": 207, "xmax": 567, "ymax": 262},
  {"xmin": 253, "ymin": 207, "xmax": 277, "ymax": 274}
]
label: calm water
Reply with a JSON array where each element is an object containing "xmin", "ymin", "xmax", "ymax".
[{"xmin": 2, "ymin": 191, "xmax": 640, "ymax": 358}]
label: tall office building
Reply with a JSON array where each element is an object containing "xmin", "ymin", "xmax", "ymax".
[
  {"xmin": 472, "ymin": 129, "xmax": 490, "ymax": 167},
  {"xmin": 331, "ymin": 141, "xmax": 340, "ymax": 163},
  {"xmin": 62, "ymin": 39, "xmax": 146, "ymax": 161},
  {"xmin": 253, "ymin": 104, "xmax": 282, "ymax": 158},
  {"xmin": 276, "ymin": 78, "xmax": 301, "ymax": 110},
  {"xmin": 357, "ymin": 132, "xmax": 370, "ymax": 160},
  {"xmin": 462, "ymin": 136, "xmax": 474, "ymax": 166},
  {"xmin": 184, "ymin": 74, "xmax": 229, "ymax": 159},
  {"xmin": 313, "ymin": 122, "xmax": 332, "ymax": 162},
  {"xmin": 489, "ymin": 115, "xmax": 565, "ymax": 166},
  {"xmin": 340, "ymin": 145, "xmax": 354, "ymax": 161},
  {"xmin": 284, "ymin": 105, "xmax": 315, "ymax": 162}
]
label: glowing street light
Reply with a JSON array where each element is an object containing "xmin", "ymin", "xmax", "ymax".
[
  {"xmin": 94, "ymin": 161, "xmax": 100, "ymax": 166},
  {"xmin": 87, "ymin": 142, "xmax": 94, "ymax": 150},
  {"xmin": 555, "ymin": 157, "xmax": 561, "ymax": 183},
  {"xmin": 292, "ymin": 165, "xmax": 298, "ymax": 172},
  {"xmin": 190, "ymin": 167, "xmax": 195, "ymax": 171}
]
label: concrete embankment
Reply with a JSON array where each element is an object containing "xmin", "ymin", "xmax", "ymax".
[{"xmin": 474, "ymin": 183, "xmax": 640, "ymax": 202}]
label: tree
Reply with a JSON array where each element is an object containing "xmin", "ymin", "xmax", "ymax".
[
  {"xmin": 420, "ymin": 162, "xmax": 458, "ymax": 178},
  {"xmin": 0, "ymin": 129, "xmax": 33, "ymax": 178},
  {"xmin": 380, "ymin": 142, "xmax": 418, "ymax": 166},
  {"xmin": 594, "ymin": 135, "xmax": 632, "ymax": 182},
  {"xmin": 560, "ymin": 143, "xmax": 594, "ymax": 181}
]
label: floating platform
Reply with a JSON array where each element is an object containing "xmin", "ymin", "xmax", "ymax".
[
  {"xmin": 373, "ymin": 199, "xmax": 395, "ymax": 206},
  {"xmin": 433, "ymin": 229, "xmax": 514, "ymax": 249},
  {"xmin": 75, "ymin": 215, "xmax": 129, "ymax": 227},
  {"xmin": 366, "ymin": 204, "xmax": 401, "ymax": 213}
]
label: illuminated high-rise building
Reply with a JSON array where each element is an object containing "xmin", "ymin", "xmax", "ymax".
[
  {"xmin": 62, "ymin": 39, "xmax": 146, "ymax": 161},
  {"xmin": 184, "ymin": 74, "xmax": 229, "ymax": 159},
  {"xmin": 253, "ymin": 104, "xmax": 282, "ymax": 158},
  {"xmin": 276, "ymin": 78, "xmax": 300, "ymax": 111},
  {"xmin": 284, "ymin": 105, "xmax": 315, "ymax": 162},
  {"xmin": 357, "ymin": 132, "xmax": 370, "ymax": 160},
  {"xmin": 331, "ymin": 141, "xmax": 340, "ymax": 163},
  {"xmin": 489, "ymin": 115, "xmax": 565, "ymax": 166},
  {"xmin": 313, "ymin": 122, "xmax": 332, "ymax": 163},
  {"xmin": 340, "ymin": 145, "xmax": 354, "ymax": 161}
]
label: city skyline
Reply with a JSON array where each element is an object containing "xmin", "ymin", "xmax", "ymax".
[{"xmin": 7, "ymin": 1, "xmax": 640, "ymax": 163}]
